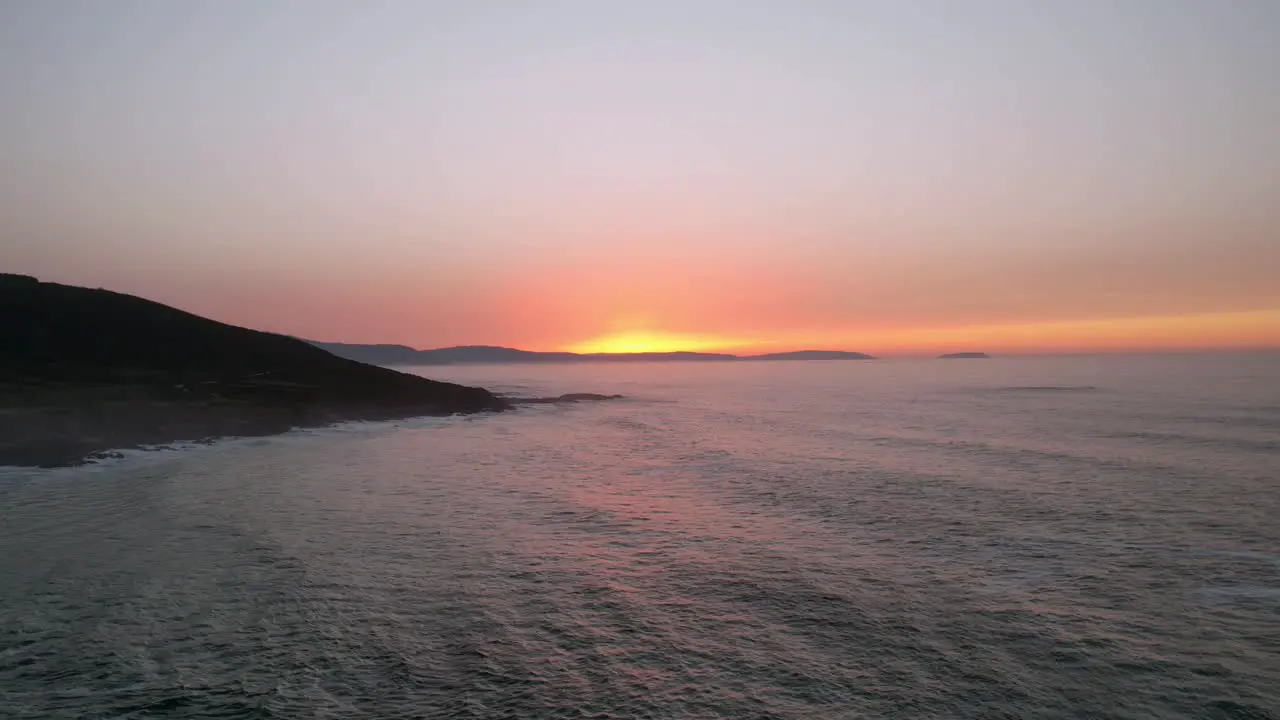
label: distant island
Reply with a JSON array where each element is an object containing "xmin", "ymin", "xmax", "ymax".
[
  {"xmin": 0, "ymin": 274, "xmax": 507, "ymax": 467},
  {"xmin": 938, "ymin": 352, "xmax": 991, "ymax": 359},
  {"xmin": 743, "ymin": 350, "xmax": 875, "ymax": 362},
  {"xmin": 308, "ymin": 342, "xmax": 876, "ymax": 365}
]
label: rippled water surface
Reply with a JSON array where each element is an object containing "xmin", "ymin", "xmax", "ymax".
[{"xmin": 2, "ymin": 355, "xmax": 1279, "ymax": 718}]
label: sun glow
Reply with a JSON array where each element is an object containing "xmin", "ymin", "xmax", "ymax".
[
  {"xmin": 564, "ymin": 331, "xmax": 754, "ymax": 354},
  {"xmin": 556, "ymin": 309, "xmax": 1280, "ymax": 356}
]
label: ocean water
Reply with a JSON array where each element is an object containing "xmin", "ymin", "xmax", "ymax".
[{"xmin": 1, "ymin": 354, "xmax": 1278, "ymax": 719}]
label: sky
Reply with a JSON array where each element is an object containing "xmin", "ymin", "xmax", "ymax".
[{"xmin": 2, "ymin": 0, "xmax": 1278, "ymax": 354}]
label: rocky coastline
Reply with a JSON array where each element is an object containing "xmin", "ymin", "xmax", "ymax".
[{"xmin": 0, "ymin": 275, "xmax": 507, "ymax": 467}]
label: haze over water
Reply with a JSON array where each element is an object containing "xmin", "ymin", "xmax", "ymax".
[{"xmin": 2, "ymin": 355, "xmax": 1277, "ymax": 718}]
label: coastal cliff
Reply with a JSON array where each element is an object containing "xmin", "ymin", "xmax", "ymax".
[{"xmin": 0, "ymin": 275, "xmax": 506, "ymax": 467}]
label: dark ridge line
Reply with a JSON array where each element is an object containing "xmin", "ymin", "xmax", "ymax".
[{"xmin": 307, "ymin": 342, "xmax": 878, "ymax": 366}]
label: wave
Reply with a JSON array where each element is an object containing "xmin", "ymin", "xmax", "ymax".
[
  {"xmin": 1105, "ymin": 430, "xmax": 1279, "ymax": 453},
  {"xmin": 981, "ymin": 385, "xmax": 1103, "ymax": 394},
  {"xmin": 0, "ymin": 414, "xmax": 473, "ymax": 476}
]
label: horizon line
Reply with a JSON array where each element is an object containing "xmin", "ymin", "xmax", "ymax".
[{"xmin": 310, "ymin": 340, "xmax": 1280, "ymax": 359}]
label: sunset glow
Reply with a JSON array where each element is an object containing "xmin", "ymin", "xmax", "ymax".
[
  {"xmin": 715, "ymin": 310, "xmax": 1280, "ymax": 356},
  {"xmin": 553, "ymin": 309, "xmax": 1280, "ymax": 357},
  {"xmin": 565, "ymin": 331, "xmax": 757, "ymax": 355}
]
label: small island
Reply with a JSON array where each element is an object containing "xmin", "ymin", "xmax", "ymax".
[{"xmin": 938, "ymin": 352, "xmax": 991, "ymax": 359}]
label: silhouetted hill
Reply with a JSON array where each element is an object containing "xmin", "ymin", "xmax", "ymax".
[
  {"xmin": 311, "ymin": 342, "xmax": 875, "ymax": 365},
  {"xmin": 938, "ymin": 352, "xmax": 991, "ymax": 359},
  {"xmin": 744, "ymin": 350, "xmax": 875, "ymax": 361},
  {"xmin": 310, "ymin": 343, "xmax": 584, "ymax": 365},
  {"xmin": 1, "ymin": 275, "xmax": 504, "ymax": 466},
  {"xmin": 303, "ymin": 342, "xmax": 426, "ymax": 366}
]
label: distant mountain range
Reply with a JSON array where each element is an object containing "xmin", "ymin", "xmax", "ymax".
[{"xmin": 308, "ymin": 342, "xmax": 877, "ymax": 365}]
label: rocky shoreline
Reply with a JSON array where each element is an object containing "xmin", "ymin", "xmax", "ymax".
[
  {"xmin": 0, "ymin": 380, "xmax": 506, "ymax": 468},
  {"xmin": 0, "ymin": 383, "xmax": 631, "ymax": 468},
  {"xmin": 0, "ymin": 276, "xmax": 637, "ymax": 468},
  {"xmin": 1, "ymin": 276, "xmax": 513, "ymax": 467}
]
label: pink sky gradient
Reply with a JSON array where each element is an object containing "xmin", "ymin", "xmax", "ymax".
[{"xmin": 3, "ymin": 1, "xmax": 1278, "ymax": 353}]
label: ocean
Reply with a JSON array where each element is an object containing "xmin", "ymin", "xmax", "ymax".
[{"xmin": 1, "ymin": 354, "xmax": 1277, "ymax": 718}]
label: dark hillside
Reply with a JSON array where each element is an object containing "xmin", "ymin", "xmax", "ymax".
[{"xmin": 0, "ymin": 275, "xmax": 505, "ymax": 465}]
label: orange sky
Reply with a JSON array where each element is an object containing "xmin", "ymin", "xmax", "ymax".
[{"xmin": 557, "ymin": 311, "xmax": 1280, "ymax": 356}]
